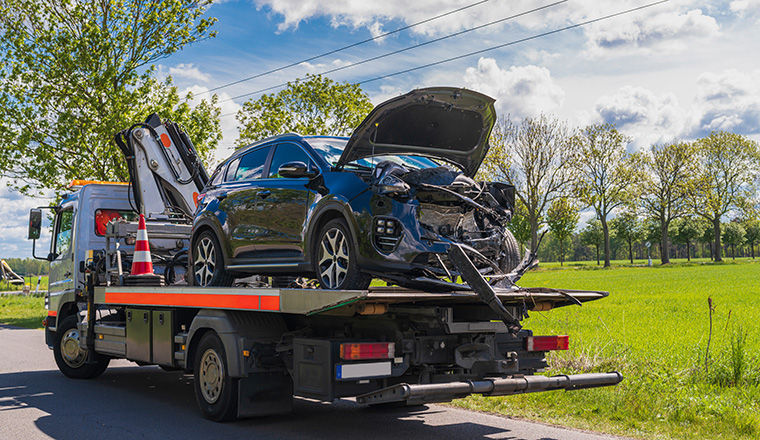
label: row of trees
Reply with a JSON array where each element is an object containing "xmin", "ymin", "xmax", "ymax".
[{"xmin": 482, "ymin": 116, "xmax": 760, "ymax": 266}]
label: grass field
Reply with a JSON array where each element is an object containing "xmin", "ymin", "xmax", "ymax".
[
  {"xmin": 1, "ymin": 262, "xmax": 758, "ymax": 438},
  {"xmin": 0, "ymin": 275, "xmax": 49, "ymax": 292},
  {"xmin": 453, "ymin": 259, "xmax": 760, "ymax": 440}
]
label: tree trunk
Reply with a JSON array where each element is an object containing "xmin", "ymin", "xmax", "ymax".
[
  {"xmin": 595, "ymin": 245, "xmax": 600, "ymax": 265},
  {"xmin": 660, "ymin": 220, "xmax": 670, "ymax": 265},
  {"xmin": 601, "ymin": 217, "xmax": 611, "ymax": 268},
  {"xmin": 628, "ymin": 240, "xmax": 633, "ymax": 264},
  {"xmin": 529, "ymin": 216, "xmax": 539, "ymax": 252},
  {"xmin": 713, "ymin": 218, "xmax": 722, "ymax": 262},
  {"xmin": 560, "ymin": 240, "xmax": 564, "ymax": 266},
  {"xmin": 751, "ymin": 242, "xmax": 756, "ymax": 259},
  {"xmin": 686, "ymin": 239, "xmax": 691, "ymax": 261}
]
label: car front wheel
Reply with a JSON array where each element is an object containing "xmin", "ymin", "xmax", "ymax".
[{"xmin": 314, "ymin": 218, "xmax": 371, "ymax": 290}]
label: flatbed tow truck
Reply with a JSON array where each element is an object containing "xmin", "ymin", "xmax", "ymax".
[{"xmin": 28, "ymin": 114, "xmax": 622, "ymax": 421}]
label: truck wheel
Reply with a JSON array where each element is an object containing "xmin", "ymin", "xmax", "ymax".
[
  {"xmin": 314, "ymin": 218, "xmax": 371, "ymax": 290},
  {"xmin": 53, "ymin": 315, "xmax": 110, "ymax": 379},
  {"xmin": 499, "ymin": 229, "xmax": 521, "ymax": 274},
  {"xmin": 193, "ymin": 332, "xmax": 239, "ymax": 422},
  {"xmin": 193, "ymin": 231, "xmax": 234, "ymax": 287}
]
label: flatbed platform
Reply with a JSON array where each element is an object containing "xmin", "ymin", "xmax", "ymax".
[{"xmin": 96, "ymin": 285, "xmax": 607, "ymax": 315}]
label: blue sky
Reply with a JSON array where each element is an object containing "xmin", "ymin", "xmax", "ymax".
[{"xmin": 2, "ymin": 0, "xmax": 759, "ymax": 259}]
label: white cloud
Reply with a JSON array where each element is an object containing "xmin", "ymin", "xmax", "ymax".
[
  {"xmin": 0, "ymin": 180, "xmax": 53, "ymax": 259},
  {"xmin": 159, "ymin": 63, "xmax": 211, "ymax": 82},
  {"xmin": 583, "ymin": 8, "xmax": 720, "ymax": 58},
  {"xmin": 730, "ymin": 0, "xmax": 760, "ymax": 14},
  {"xmin": 463, "ymin": 58, "xmax": 564, "ymax": 119},
  {"xmin": 593, "ymin": 86, "xmax": 691, "ymax": 149},
  {"xmin": 694, "ymin": 69, "xmax": 760, "ymax": 135}
]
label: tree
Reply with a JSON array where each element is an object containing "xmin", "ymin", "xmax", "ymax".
[
  {"xmin": 480, "ymin": 114, "xmax": 578, "ymax": 251},
  {"xmin": 641, "ymin": 141, "xmax": 695, "ymax": 264},
  {"xmin": 672, "ymin": 216, "xmax": 706, "ymax": 261},
  {"xmin": 507, "ymin": 199, "xmax": 532, "ymax": 251},
  {"xmin": 236, "ymin": 74, "xmax": 374, "ymax": 146},
  {"xmin": 546, "ymin": 197, "xmax": 579, "ymax": 266},
  {"xmin": 610, "ymin": 212, "xmax": 644, "ymax": 264},
  {"xmin": 573, "ymin": 123, "xmax": 643, "ymax": 267},
  {"xmin": 723, "ymin": 222, "xmax": 746, "ymax": 260},
  {"xmin": 580, "ymin": 220, "xmax": 604, "ymax": 265},
  {"xmin": 742, "ymin": 218, "xmax": 760, "ymax": 259},
  {"xmin": 0, "ymin": 0, "xmax": 221, "ymax": 197},
  {"xmin": 688, "ymin": 131, "xmax": 760, "ymax": 262}
]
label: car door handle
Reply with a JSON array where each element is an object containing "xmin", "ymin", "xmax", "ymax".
[
  {"xmin": 257, "ymin": 190, "xmax": 271, "ymax": 199},
  {"xmin": 216, "ymin": 193, "xmax": 228, "ymax": 201}
]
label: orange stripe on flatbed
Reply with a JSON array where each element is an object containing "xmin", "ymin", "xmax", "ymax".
[{"xmin": 104, "ymin": 291, "xmax": 280, "ymax": 311}]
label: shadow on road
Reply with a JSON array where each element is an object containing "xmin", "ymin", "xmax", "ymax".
[{"xmin": 0, "ymin": 365, "xmax": 559, "ymax": 440}]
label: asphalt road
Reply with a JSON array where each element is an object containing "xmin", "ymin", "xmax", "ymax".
[{"xmin": 0, "ymin": 324, "xmax": 629, "ymax": 440}]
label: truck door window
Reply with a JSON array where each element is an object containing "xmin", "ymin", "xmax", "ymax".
[
  {"xmin": 55, "ymin": 210, "xmax": 74, "ymax": 259},
  {"xmin": 234, "ymin": 146, "xmax": 271, "ymax": 181}
]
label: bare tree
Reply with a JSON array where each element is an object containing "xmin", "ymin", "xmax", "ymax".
[
  {"xmin": 641, "ymin": 141, "xmax": 696, "ymax": 264},
  {"xmin": 688, "ymin": 131, "xmax": 760, "ymax": 262},
  {"xmin": 573, "ymin": 123, "xmax": 644, "ymax": 267},
  {"xmin": 480, "ymin": 114, "xmax": 578, "ymax": 251}
]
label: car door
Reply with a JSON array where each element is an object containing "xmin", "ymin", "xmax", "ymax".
[
  {"xmin": 251, "ymin": 142, "xmax": 315, "ymax": 258},
  {"xmin": 217, "ymin": 145, "xmax": 273, "ymax": 261}
]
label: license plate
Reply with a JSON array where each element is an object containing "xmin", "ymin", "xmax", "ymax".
[{"xmin": 336, "ymin": 361, "xmax": 391, "ymax": 380}]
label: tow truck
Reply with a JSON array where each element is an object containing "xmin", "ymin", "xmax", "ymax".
[{"xmin": 28, "ymin": 114, "xmax": 622, "ymax": 421}]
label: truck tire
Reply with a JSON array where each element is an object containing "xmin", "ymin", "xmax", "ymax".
[
  {"xmin": 193, "ymin": 332, "xmax": 239, "ymax": 422},
  {"xmin": 193, "ymin": 231, "xmax": 234, "ymax": 287},
  {"xmin": 313, "ymin": 218, "xmax": 371, "ymax": 290},
  {"xmin": 53, "ymin": 315, "xmax": 110, "ymax": 379}
]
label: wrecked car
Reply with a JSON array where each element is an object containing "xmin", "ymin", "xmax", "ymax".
[{"xmin": 191, "ymin": 87, "xmax": 521, "ymax": 291}]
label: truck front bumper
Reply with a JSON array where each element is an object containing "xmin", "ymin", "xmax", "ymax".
[{"xmin": 356, "ymin": 371, "xmax": 624, "ymax": 406}]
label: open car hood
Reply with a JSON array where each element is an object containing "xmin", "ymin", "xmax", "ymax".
[{"xmin": 337, "ymin": 87, "xmax": 497, "ymax": 177}]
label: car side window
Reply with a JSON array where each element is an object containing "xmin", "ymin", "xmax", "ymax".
[
  {"xmin": 268, "ymin": 143, "xmax": 313, "ymax": 178},
  {"xmin": 225, "ymin": 158, "xmax": 240, "ymax": 182},
  {"xmin": 234, "ymin": 146, "xmax": 271, "ymax": 181}
]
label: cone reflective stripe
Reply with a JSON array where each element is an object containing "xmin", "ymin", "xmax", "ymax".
[{"xmin": 131, "ymin": 214, "xmax": 154, "ymax": 275}]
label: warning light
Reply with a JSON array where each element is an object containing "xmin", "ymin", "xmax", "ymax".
[
  {"xmin": 339, "ymin": 342, "xmax": 395, "ymax": 360},
  {"xmin": 525, "ymin": 335, "xmax": 569, "ymax": 352}
]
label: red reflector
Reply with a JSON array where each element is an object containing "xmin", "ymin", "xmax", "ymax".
[
  {"xmin": 339, "ymin": 342, "xmax": 395, "ymax": 360},
  {"xmin": 526, "ymin": 335, "xmax": 569, "ymax": 352}
]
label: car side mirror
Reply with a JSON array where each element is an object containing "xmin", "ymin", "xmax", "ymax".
[
  {"xmin": 278, "ymin": 161, "xmax": 318, "ymax": 179},
  {"xmin": 28, "ymin": 209, "xmax": 42, "ymax": 240}
]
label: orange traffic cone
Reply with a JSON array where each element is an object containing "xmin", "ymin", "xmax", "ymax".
[{"xmin": 131, "ymin": 214, "xmax": 154, "ymax": 275}]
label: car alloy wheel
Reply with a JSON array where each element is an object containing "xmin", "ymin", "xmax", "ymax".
[
  {"xmin": 194, "ymin": 236, "xmax": 217, "ymax": 287},
  {"xmin": 317, "ymin": 227, "xmax": 349, "ymax": 289}
]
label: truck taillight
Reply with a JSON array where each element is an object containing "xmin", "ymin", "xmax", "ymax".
[
  {"xmin": 340, "ymin": 342, "xmax": 395, "ymax": 360},
  {"xmin": 526, "ymin": 335, "xmax": 569, "ymax": 352}
]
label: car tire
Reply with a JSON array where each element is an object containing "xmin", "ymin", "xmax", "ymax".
[
  {"xmin": 193, "ymin": 332, "xmax": 239, "ymax": 422},
  {"xmin": 499, "ymin": 229, "xmax": 521, "ymax": 274},
  {"xmin": 193, "ymin": 231, "xmax": 234, "ymax": 287},
  {"xmin": 314, "ymin": 218, "xmax": 371, "ymax": 290},
  {"xmin": 53, "ymin": 315, "xmax": 110, "ymax": 379}
]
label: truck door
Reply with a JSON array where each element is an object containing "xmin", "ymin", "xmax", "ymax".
[
  {"xmin": 251, "ymin": 142, "xmax": 314, "ymax": 257},
  {"xmin": 48, "ymin": 206, "xmax": 76, "ymax": 311}
]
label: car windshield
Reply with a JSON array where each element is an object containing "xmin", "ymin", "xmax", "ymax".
[{"xmin": 306, "ymin": 137, "xmax": 440, "ymax": 171}]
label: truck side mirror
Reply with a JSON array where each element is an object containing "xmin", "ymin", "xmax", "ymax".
[{"xmin": 29, "ymin": 209, "xmax": 42, "ymax": 240}]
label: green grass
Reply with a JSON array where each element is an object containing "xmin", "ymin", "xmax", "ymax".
[
  {"xmin": 0, "ymin": 294, "xmax": 45, "ymax": 329},
  {"xmin": 452, "ymin": 259, "xmax": 760, "ymax": 439}
]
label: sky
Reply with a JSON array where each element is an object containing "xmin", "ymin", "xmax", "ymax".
[{"xmin": 2, "ymin": 0, "xmax": 759, "ymax": 259}]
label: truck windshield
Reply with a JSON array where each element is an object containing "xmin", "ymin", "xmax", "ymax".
[{"xmin": 306, "ymin": 137, "xmax": 439, "ymax": 171}]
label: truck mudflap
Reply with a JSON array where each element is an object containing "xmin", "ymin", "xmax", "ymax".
[{"xmin": 355, "ymin": 371, "xmax": 624, "ymax": 406}]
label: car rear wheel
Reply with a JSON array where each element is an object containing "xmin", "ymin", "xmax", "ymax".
[
  {"xmin": 193, "ymin": 231, "xmax": 234, "ymax": 287},
  {"xmin": 314, "ymin": 219, "xmax": 371, "ymax": 290}
]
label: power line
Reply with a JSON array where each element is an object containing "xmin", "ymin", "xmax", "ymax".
[
  {"xmin": 219, "ymin": 0, "xmax": 668, "ymax": 119},
  {"xmin": 220, "ymin": 0, "xmax": 567, "ymax": 104},
  {"xmin": 195, "ymin": 0, "xmax": 492, "ymax": 97}
]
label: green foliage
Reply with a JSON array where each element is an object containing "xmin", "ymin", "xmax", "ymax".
[
  {"xmin": 507, "ymin": 199, "xmax": 533, "ymax": 249},
  {"xmin": 0, "ymin": 0, "xmax": 221, "ymax": 197},
  {"xmin": 480, "ymin": 114, "xmax": 578, "ymax": 250},
  {"xmin": 741, "ymin": 218, "xmax": 760, "ymax": 258},
  {"xmin": 546, "ymin": 197, "xmax": 579, "ymax": 265},
  {"xmin": 610, "ymin": 211, "xmax": 644, "ymax": 264},
  {"xmin": 579, "ymin": 220, "xmax": 604, "ymax": 265},
  {"xmin": 723, "ymin": 222, "xmax": 746, "ymax": 259},
  {"xmin": 672, "ymin": 216, "xmax": 707, "ymax": 261},
  {"xmin": 689, "ymin": 131, "xmax": 760, "ymax": 262},
  {"xmin": 236, "ymin": 74, "xmax": 374, "ymax": 146},
  {"xmin": 572, "ymin": 123, "xmax": 644, "ymax": 267}
]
